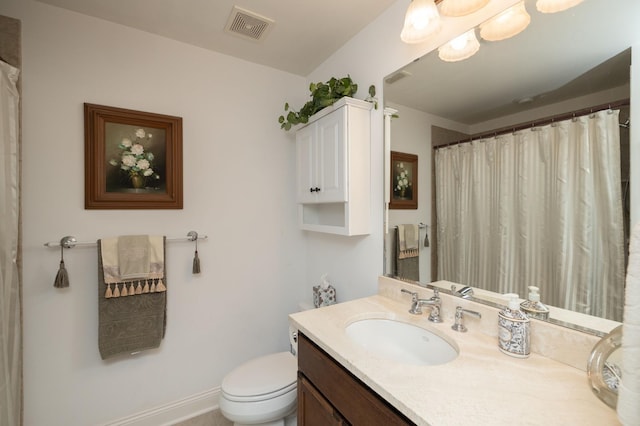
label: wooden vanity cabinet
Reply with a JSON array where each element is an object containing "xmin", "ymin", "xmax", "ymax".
[{"xmin": 297, "ymin": 333, "xmax": 415, "ymax": 426}]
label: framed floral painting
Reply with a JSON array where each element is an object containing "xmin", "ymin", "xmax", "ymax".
[
  {"xmin": 390, "ymin": 151, "xmax": 417, "ymax": 209},
  {"xmin": 84, "ymin": 103, "xmax": 183, "ymax": 209}
]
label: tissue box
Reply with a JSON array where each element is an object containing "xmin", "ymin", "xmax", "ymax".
[{"xmin": 313, "ymin": 285, "xmax": 337, "ymax": 308}]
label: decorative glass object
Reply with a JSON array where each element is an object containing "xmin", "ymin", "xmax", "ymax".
[{"xmin": 587, "ymin": 325, "xmax": 622, "ymax": 408}]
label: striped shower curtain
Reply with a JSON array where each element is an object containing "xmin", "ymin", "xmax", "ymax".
[
  {"xmin": 435, "ymin": 110, "xmax": 625, "ymax": 321},
  {"xmin": 0, "ymin": 59, "xmax": 21, "ymax": 426}
]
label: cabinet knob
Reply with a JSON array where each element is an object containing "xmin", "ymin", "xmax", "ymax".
[{"xmin": 309, "ymin": 187, "xmax": 321, "ymax": 193}]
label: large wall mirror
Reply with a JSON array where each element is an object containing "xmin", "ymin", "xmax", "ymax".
[{"xmin": 383, "ymin": 0, "xmax": 639, "ymax": 332}]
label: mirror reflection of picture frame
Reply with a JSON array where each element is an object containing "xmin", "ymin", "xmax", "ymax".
[
  {"xmin": 84, "ymin": 103, "xmax": 183, "ymax": 209},
  {"xmin": 390, "ymin": 151, "xmax": 417, "ymax": 209}
]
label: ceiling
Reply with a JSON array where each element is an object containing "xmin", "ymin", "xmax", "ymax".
[
  {"xmin": 34, "ymin": 0, "xmax": 639, "ymax": 123},
  {"xmin": 34, "ymin": 0, "xmax": 397, "ymax": 76},
  {"xmin": 384, "ymin": 0, "xmax": 638, "ymax": 125}
]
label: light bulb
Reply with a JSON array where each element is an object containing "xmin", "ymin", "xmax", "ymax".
[{"xmin": 438, "ymin": 29, "xmax": 480, "ymax": 62}]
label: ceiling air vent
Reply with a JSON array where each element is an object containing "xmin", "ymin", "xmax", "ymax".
[
  {"xmin": 385, "ymin": 70, "xmax": 412, "ymax": 85},
  {"xmin": 225, "ymin": 6, "xmax": 274, "ymax": 42}
]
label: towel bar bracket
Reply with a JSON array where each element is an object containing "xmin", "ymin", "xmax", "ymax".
[{"xmin": 60, "ymin": 236, "xmax": 77, "ymax": 249}]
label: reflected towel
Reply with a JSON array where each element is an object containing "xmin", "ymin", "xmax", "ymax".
[
  {"xmin": 393, "ymin": 227, "xmax": 419, "ymax": 281},
  {"xmin": 97, "ymin": 237, "xmax": 167, "ymax": 360},
  {"xmin": 397, "ymin": 224, "xmax": 419, "ymax": 259},
  {"xmin": 618, "ymin": 222, "xmax": 640, "ymax": 425}
]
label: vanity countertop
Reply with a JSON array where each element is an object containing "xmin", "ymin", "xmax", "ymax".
[{"xmin": 289, "ymin": 293, "xmax": 620, "ymax": 426}]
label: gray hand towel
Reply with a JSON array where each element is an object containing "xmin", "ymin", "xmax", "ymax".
[{"xmin": 97, "ymin": 238, "xmax": 167, "ymax": 360}]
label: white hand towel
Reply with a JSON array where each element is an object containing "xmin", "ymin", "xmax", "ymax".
[{"xmin": 397, "ymin": 224, "xmax": 419, "ymax": 259}]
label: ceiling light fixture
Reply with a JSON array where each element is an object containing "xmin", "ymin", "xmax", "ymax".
[
  {"xmin": 400, "ymin": 0, "xmax": 442, "ymax": 44},
  {"xmin": 439, "ymin": 0, "xmax": 490, "ymax": 17},
  {"xmin": 479, "ymin": 1, "xmax": 531, "ymax": 42},
  {"xmin": 438, "ymin": 29, "xmax": 480, "ymax": 62},
  {"xmin": 536, "ymin": 0, "xmax": 584, "ymax": 13}
]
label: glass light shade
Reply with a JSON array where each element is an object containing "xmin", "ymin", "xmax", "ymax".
[
  {"xmin": 400, "ymin": 0, "xmax": 442, "ymax": 44},
  {"xmin": 440, "ymin": 0, "xmax": 490, "ymax": 17},
  {"xmin": 438, "ymin": 29, "xmax": 480, "ymax": 62},
  {"xmin": 479, "ymin": 1, "xmax": 531, "ymax": 41},
  {"xmin": 536, "ymin": 0, "xmax": 584, "ymax": 13}
]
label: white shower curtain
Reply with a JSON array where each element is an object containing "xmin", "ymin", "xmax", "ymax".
[
  {"xmin": 436, "ymin": 110, "xmax": 625, "ymax": 321},
  {"xmin": 0, "ymin": 59, "xmax": 21, "ymax": 426}
]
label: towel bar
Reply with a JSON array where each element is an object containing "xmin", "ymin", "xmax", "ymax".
[
  {"xmin": 43, "ymin": 231, "xmax": 208, "ymax": 249},
  {"xmin": 394, "ymin": 223, "xmax": 427, "ymax": 229}
]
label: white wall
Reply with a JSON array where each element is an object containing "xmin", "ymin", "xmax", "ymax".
[{"xmin": 0, "ymin": 1, "xmax": 309, "ymax": 425}]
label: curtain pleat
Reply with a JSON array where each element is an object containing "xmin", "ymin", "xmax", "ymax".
[
  {"xmin": 0, "ymin": 59, "xmax": 21, "ymax": 426},
  {"xmin": 436, "ymin": 111, "xmax": 625, "ymax": 321}
]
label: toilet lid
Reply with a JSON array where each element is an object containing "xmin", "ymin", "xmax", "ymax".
[{"xmin": 222, "ymin": 351, "xmax": 297, "ymax": 400}]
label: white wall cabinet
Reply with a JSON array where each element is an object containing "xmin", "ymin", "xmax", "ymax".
[{"xmin": 296, "ymin": 97, "xmax": 372, "ymax": 236}]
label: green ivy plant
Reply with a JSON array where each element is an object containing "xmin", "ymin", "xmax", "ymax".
[{"xmin": 279, "ymin": 75, "xmax": 369, "ymax": 131}]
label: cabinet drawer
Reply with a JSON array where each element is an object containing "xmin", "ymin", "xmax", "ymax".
[{"xmin": 298, "ymin": 333, "xmax": 415, "ymax": 426}]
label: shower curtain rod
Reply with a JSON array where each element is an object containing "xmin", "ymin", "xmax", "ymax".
[
  {"xmin": 43, "ymin": 231, "xmax": 208, "ymax": 249},
  {"xmin": 434, "ymin": 98, "xmax": 630, "ymax": 150}
]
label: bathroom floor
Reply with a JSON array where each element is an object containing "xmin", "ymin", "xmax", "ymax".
[{"xmin": 174, "ymin": 409, "xmax": 232, "ymax": 426}]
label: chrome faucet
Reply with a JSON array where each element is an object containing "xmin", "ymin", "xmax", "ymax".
[
  {"xmin": 451, "ymin": 284, "xmax": 474, "ymax": 299},
  {"xmin": 451, "ymin": 306, "xmax": 481, "ymax": 332},
  {"xmin": 400, "ymin": 288, "xmax": 443, "ymax": 323}
]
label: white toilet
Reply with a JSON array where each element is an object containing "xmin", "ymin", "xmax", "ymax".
[
  {"xmin": 219, "ymin": 351, "xmax": 298, "ymax": 426},
  {"xmin": 219, "ymin": 306, "xmax": 310, "ymax": 426}
]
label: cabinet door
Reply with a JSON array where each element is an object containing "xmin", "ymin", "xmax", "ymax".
[
  {"xmin": 298, "ymin": 333, "xmax": 414, "ymax": 425},
  {"xmin": 298, "ymin": 374, "xmax": 348, "ymax": 426},
  {"xmin": 296, "ymin": 123, "xmax": 317, "ymax": 203},
  {"xmin": 315, "ymin": 109, "xmax": 347, "ymax": 203}
]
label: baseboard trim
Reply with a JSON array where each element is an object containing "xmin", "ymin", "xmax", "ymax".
[{"xmin": 103, "ymin": 387, "xmax": 220, "ymax": 426}]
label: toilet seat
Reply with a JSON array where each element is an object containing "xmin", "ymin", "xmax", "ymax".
[{"xmin": 221, "ymin": 351, "xmax": 297, "ymax": 402}]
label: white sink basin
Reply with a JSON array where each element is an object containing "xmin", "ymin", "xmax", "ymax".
[{"xmin": 345, "ymin": 318, "xmax": 458, "ymax": 366}]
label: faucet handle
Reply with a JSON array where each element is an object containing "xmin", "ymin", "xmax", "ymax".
[
  {"xmin": 451, "ymin": 306, "xmax": 482, "ymax": 332},
  {"xmin": 401, "ymin": 289, "xmax": 418, "ymax": 301},
  {"xmin": 401, "ymin": 289, "xmax": 422, "ymax": 314},
  {"xmin": 431, "ymin": 287, "xmax": 440, "ymax": 300}
]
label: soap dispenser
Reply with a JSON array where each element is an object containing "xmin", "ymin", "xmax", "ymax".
[
  {"xmin": 498, "ymin": 293, "xmax": 530, "ymax": 358},
  {"xmin": 520, "ymin": 286, "xmax": 550, "ymax": 320}
]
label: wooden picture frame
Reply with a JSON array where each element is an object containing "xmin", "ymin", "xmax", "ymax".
[
  {"xmin": 84, "ymin": 103, "xmax": 183, "ymax": 209},
  {"xmin": 389, "ymin": 151, "xmax": 418, "ymax": 209}
]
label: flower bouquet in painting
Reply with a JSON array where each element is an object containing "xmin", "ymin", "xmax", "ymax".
[
  {"xmin": 109, "ymin": 128, "xmax": 160, "ymax": 190},
  {"xmin": 394, "ymin": 161, "xmax": 412, "ymax": 199}
]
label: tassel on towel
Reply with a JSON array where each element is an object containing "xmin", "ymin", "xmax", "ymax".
[
  {"xmin": 192, "ymin": 238, "xmax": 201, "ymax": 274},
  {"xmin": 193, "ymin": 250, "xmax": 201, "ymax": 274},
  {"xmin": 53, "ymin": 245, "xmax": 70, "ymax": 288}
]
